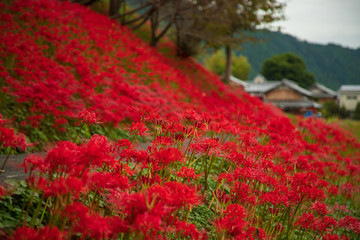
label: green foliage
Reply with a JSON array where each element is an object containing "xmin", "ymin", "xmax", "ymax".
[
  {"xmin": 239, "ymin": 31, "xmax": 360, "ymax": 90},
  {"xmin": 337, "ymin": 119, "xmax": 360, "ymax": 141},
  {"xmin": 0, "ymin": 180, "xmax": 46, "ymax": 232},
  {"xmin": 354, "ymin": 102, "xmax": 360, "ymax": 120},
  {"xmin": 321, "ymin": 101, "xmax": 350, "ymax": 119},
  {"xmin": 231, "ymin": 55, "xmax": 251, "ymax": 80},
  {"xmin": 204, "ymin": 50, "xmax": 226, "ymax": 76},
  {"xmin": 204, "ymin": 50, "xmax": 251, "ymax": 80},
  {"xmin": 261, "ymin": 52, "xmax": 315, "ymax": 88},
  {"xmin": 188, "ymin": 205, "xmax": 214, "ymax": 231}
]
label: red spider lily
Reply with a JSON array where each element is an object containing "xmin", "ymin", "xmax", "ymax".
[
  {"xmin": 78, "ymin": 109, "xmax": 101, "ymax": 125},
  {"xmin": 113, "ymin": 139, "xmax": 133, "ymax": 151},
  {"xmin": 244, "ymin": 227, "xmax": 267, "ymax": 240},
  {"xmin": 12, "ymin": 226, "xmax": 64, "ymax": 240},
  {"xmin": 215, "ymin": 204, "xmax": 248, "ymax": 237},
  {"xmin": 152, "ymin": 136, "xmax": 174, "ymax": 147},
  {"xmin": 30, "ymin": 176, "xmax": 86, "ymax": 198},
  {"xmin": 260, "ymin": 191, "xmax": 288, "ymax": 206},
  {"xmin": 312, "ymin": 216, "xmax": 337, "ymax": 232},
  {"xmin": 310, "ymin": 201, "xmax": 328, "ymax": 216},
  {"xmin": 88, "ymin": 171, "xmax": 129, "ymax": 192},
  {"xmin": 323, "ymin": 234, "xmax": 340, "ymax": 240},
  {"xmin": 213, "ymin": 189, "xmax": 231, "ymax": 205},
  {"xmin": 0, "ymin": 127, "xmax": 28, "ymax": 151},
  {"xmin": 328, "ymin": 186, "xmax": 339, "ymax": 196},
  {"xmin": 218, "ymin": 172, "xmax": 234, "ymax": 184},
  {"xmin": 189, "ymin": 138, "xmax": 220, "ymax": 156},
  {"xmin": 231, "ymin": 182, "xmax": 256, "ymax": 205},
  {"xmin": 174, "ymin": 220, "xmax": 202, "ymax": 239},
  {"xmin": 175, "ymin": 167, "xmax": 201, "ymax": 182},
  {"xmin": 295, "ymin": 213, "xmax": 315, "ymax": 229},
  {"xmin": 129, "ymin": 122, "xmax": 148, "ymax": 137},
  {"xmin": 150, "ymin": 146, "xmax": 183, "ymax": 170},
  {"xmin": 1, "ymin": 0, "xmax": 360, "ymax": 238},
  {"xmin": 338, "ymin": 216, "xmax": 360, "ymax": 234},
  {"xmin": 332, "ymin": 204, "xmax": 350, "ymax": 214},
  {"xmin": 133, "ymin": 104, "xmax": 157, "ymax": 121},
  {"xmin": 22, "ymin": 154, "xmax": 46, "ymax": 173},
  {"xmin": 79, "ymin": 134, "xmax": 116, "ymax": 167},
  {"xmin": 64, "ymin": 202, "xmax": 121, "ymax": 239},
  {"xmin": 119, "ymin": 148, "xmax": 149, "ymax": 164},
  {"xmin": 107, "ymin": 191, "xmax": 171, "ymax": 236},
  {"xmin": 134, "ymin": 213, "xmax": 163, "ymax": 238},
  {"xmin": 290, "ymin": 172, "xmax": 325, "ymax": 201},
  {"xmin": 148, "ymin": 182, "xmax": 200, "ymax": 209},
  {"xmin": 0, "ymin": 185, "xmax": 4, "ymax": 197},
  {"xmin": 43, "ymin": 141, "xmax": 82, "ymax": 175}
]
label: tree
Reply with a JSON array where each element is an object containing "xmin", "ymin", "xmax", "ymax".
[
  {"xmin": 261, "ymin": 53, "xmax": 316, "ymax": 88},
  {"xmin": 320, "ymin": 101, "xmax": 350, "ymax": 119},
  {"xmin": 354, "ymin": 102, "xmax": 360, "ymax": 120},
  {"xmin": 204, "ymin": 50, "xmax": 226, "ymax": 76},
  {"xmin": 204, "ymin": 50, "xmax": 251, "ymax": 80},
  {"xmin": 76, "ymin": 0, "xmax": 284, "ymax": 68},
  {"xmin": 232, "ymin": 55, "xmax": 251, "ymax": 80},
  {"xmin": 209, "ymin": 0, "xmax": 285, "ymax": 84}
]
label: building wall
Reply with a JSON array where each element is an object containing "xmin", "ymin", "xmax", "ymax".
[
  {"xmin": 266, "ymin": 86, "xmax": 303, "ymax": 101},
  {"xmin": 310, "ymin": 88, "xmax": 323, "ymax": 95},
  {"xmin": 339, "ymin": 93, "xmax": 360, "ymax": 111},
  {"xmin": 317, "ymin": 97, "xmax": 336, "ymax": 104}
]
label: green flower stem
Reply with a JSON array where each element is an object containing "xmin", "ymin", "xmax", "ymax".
[
  {"xmin": 30, "ymin": 194, "xmax": 44, "ymax": 227},
  {"xmin": 208, "ymin": 181, "xmax": 223, "ymax": 209},
  {"xmin": 183, "ymin": 136, "xmax": 194, "ymax": 157},
  {"xmin": 39, "ymin": 196, "xmax": 50, "ymax": 226},
  {"xmin": 283, "ymin": 196, "xmax": 304, "ymax": 239},
  {"xmin": 23, "ymin": 190, "xmax": 35, "ymax": 225},
  {"xmin": 74, "ymin": 122, "xmax": 86, "ymax": 143},
  {"xmin": 18, "ymin": 185, "xmax": 30, "ymax": 226},
  {"xmin": 0, "ymin": 152, "xmax": 11, "ymax": 176}
]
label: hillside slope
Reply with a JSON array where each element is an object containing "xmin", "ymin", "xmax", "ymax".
[
  {"xmin": 0, "ymin": 0, "xmax": 285, "ymax": 145},
  {"xmin": 238, "ymin": 31, "xmax": 360, "ymax": 90},
  {"xmin": 0, "ymin": 0, "xmax": 359, "ymax": 239}
]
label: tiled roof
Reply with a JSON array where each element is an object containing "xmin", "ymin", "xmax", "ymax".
[
  {"xmin": 281, "ymin": 79, "xmax": 313, "ymax": 97},
  {"xmin": 271, "ymin": 100, "xmax": 322, "ymax": 109},
  {"xmin": 241, "ymin": 78, "xmax": 313, "ymax": 97},
  {"xmin": 309, "ymin": 83, "xmax": 337, "ymax": 96},
  {"xmin": 339, "ymin": 85, "xmax": 360, "ymax": 92},
  {"xmin": 244, "ymin": 81, "xmax": 279, "ymax": 93},
  {"xmin": 229, "ymin": 76, "xmax": 248, "ymax": 87}
]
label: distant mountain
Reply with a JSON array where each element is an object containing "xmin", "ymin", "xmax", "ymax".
[{"xmin": 236, "ymin": 31, "xmax": 360, "ymax": 90}]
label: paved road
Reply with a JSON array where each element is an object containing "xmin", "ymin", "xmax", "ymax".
[
  {"xmin": 0, "ymin": 153, "xmax": 43, "ymax": 186},
  {"xmin": 0, "ymin": 142, "xmax": 151, "ymax": 187}
]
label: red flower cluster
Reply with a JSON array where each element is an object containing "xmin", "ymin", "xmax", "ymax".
[
  {"xmin": 0, "ymin": 0, "xmax": 359, "ymax": 239},
  {"xmin": 0, "ymin": 115, "xmax": 28, "ymax": 151}
]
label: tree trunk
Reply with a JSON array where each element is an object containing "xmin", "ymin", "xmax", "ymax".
[
  {"xmin": 224, "ymin": 45, "xmax": 232, "ymax": 84},
  {"xmin": 109, "ymin": 0, "xmax": 122, "ymax": 18},
  {"xmin": 175, "ymin": 20, "xmax": 182, "ymax": 56},
  {"xmin": 83, "ymin": 0, "xmax": 99, "ymax": 6},
  {"xmin": 149, "ymin": 10, "xmax": 158, "ymax": 46}
]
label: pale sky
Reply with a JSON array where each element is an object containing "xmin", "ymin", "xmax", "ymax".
[{"xmin": 275, "ymin": 0, "xmax": 360, "ymax": 49}]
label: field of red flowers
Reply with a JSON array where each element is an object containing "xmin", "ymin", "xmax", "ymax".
[{"xmin": 0, "ymin": 0, "xmax": 359, "ymax": 239}]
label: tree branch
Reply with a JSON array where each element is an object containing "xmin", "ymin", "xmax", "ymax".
[
  {"xmin": 110, "ymin": 2, "xmax": 151, "ymax": 19},
  {"xmin": 83, "ymin": 0, "xmax": 99, "ymax": 6},
  {"xmin": 151, "ymin": 17, "xmax": 175, "ymax": 46},
  {"xmin": 132, "ymin": 12, "xmax": 152, "ymax": 30}
]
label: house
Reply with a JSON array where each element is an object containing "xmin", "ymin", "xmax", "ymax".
[
  {"xmin": 229, "ymin": 76, "xmax": 248, "ymax": 89},
  {"xmin": 230, "ymin": 77, "xmax": 321, "ymax": 114},
  {"xmin": 338, "ymin": 85, "xmax": 360, "ymax": 111},
  {"xmin": 307, "ymin": 83, "xmax": 337, "ymax": 103}
]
